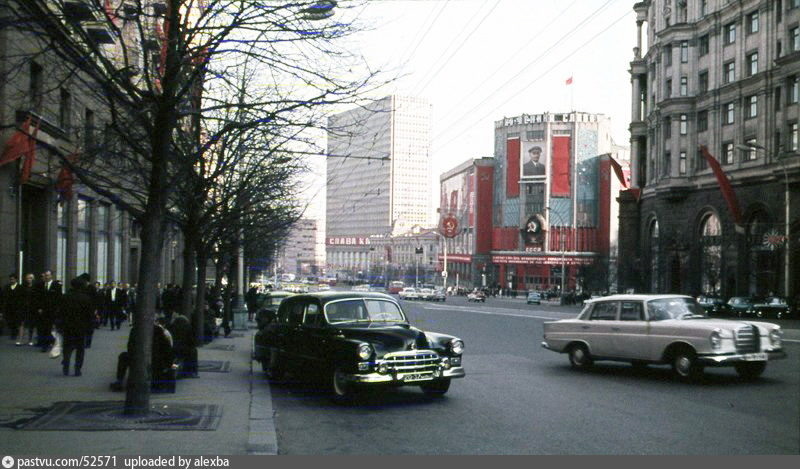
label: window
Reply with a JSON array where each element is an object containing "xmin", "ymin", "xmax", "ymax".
[
  {"xmin": 680, "ymin": 76, "xmax": 688, "ymax": 96},
  {"xmin": 30, "ymin": 62, "xmax": 43, "ymax": 112},
  {"xmin": 113, "ymin": 208, "xmax": 123, "ymax": 283},
  {"xmin": 679, "ymin": 151, "xmax": 687, "ymax": 175},
  {"xmin": 665, "ymin": 78, "xmax": 672, "ymax": 98},
  {"xmin": 697, "ymin": 110, "xmax": 708, "ymax": 132},
  {"xmin": 649, "ymin": 220, "xmax": 660, "ymax": 292},
  {"xmin": 664, "ymin": 116, "xmax": 672, "ymax": 138},
  {"xmin": 680, "ymin": 114, "xmax": 688, "ymax": 134},
  {"xmin": 778, "ymin": 40, "xmax": 783, "ymax": 59},
  {"xmin": 620, "ymin": 302, "xmax": 644, "ymax": 321},
  {"xmin": 744, "ymin": 138, "xmax": 758, "ymax": 160},
  {"xmin": 699, "ymin": 70, "xmax": 709, "ymax": 93},
  {"xmin": 59, "ymin": 89, "xmax": 71, "ymax": 132},
  {"xmin": 724, "ymin": 102, "xmax": 735, "ymax": 124},
  {"xmin": 664, "ymin": 44, "xmax": 672, "ymax": 66},
  {"xmin": 746, "ymin": 95, "xmax": 758, "ymax": 118},
  {"xmin": 700, "ymin": 213, "xmax": 722, "ymax": 295},
  {"xmin": 699, "ymin": 34, "xmax": 709, "ymax": 56},
  {"xmin": 84, "ymin": 108, "xmax": 95, "ymax": 149},
  {"xmin": 701, "ymin": 0, "xmax": 708, "ymax": 16},
  {"xmin": 724, "ymin": 22, "xmax": 736, "ymax": 45},
  {"xmin": 789, "ymin": 75, "xmax": 799, "ymax": 103},
  {"xmin": 303, "ymin": 303, "xmax": 321, "ymax": 325},
  {"xmin": 77, "ymin": 198, "xmax": 91, "ymax": 276},
  {"xmin": 776, "ymin": 86, "xmax": 783, "ymax": 109},
  {"xmin": 57, "ymin": 203, "xmax": 69, "ymax": 284},
  {"xmin": 747, "ymin": 11, "xmax": 759, "ymax": 34},
  {"xmin": 723, "ymin": 142, "xmax": 734, "ymax": 165},
  {"xmin": 96, "ymin": 204, "xmax": 109, "ymax": 284},
  {"xmin": 791, "ymin": 123, "xmax": 799, "ymax": 151},
  {"xmin": 724, "ymin": 61, "xmax": 735, "ymax": 83},
  {"xmin": 777, "ymin": 0, "xmax": 783, "ymax": 22},
  {"xmin": 590, "ymin": 302, "xmax": 618, "ymax": 320},
  {"xmin": 747, "ymin": 52, "xmax": 758, "ymax": 76},
  {"xmin": 680, "ymin": 41, "xmax": 689, "ymax": 63},
  {"xmin": 663, "ymin": 151, "xmax": 671, "ymax": 177}
]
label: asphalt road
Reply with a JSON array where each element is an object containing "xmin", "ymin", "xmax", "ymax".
[{"xmin": 265, "ymin": 296, "xmax": 800, "ymax": 455}]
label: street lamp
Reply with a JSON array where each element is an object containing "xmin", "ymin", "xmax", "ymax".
[
  {"xmin": 737, "ymin": 142, "xmax": 791, "ymax": 297},
  {"xmin": 545, "ymin": 206, "xmax": 567, "ymax": 299}
]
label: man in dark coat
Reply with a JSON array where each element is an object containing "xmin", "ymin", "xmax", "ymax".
[
  {"xmin": 105, "ymin": 281, "xmax": 128, "ymax": 330},
  {"xmin": 245, "ymin": 286, "xmax": 259, "ymax": 322},
  {"xmin": 168, "ymin": 313, "xmax": 198, "ymax": 377},
  {"xmin": 1, "ymin": 274, "xmax": 21, "ymax": 340},
  {"xmin": 60, "ymin": 276, "xmax": 95, "ymax": 376},
  {"xmin": 17, "ymin": 273, "xmax": 36, "ymax": 346},
  {"xmin": 35, "ymin": 270, "xmax": 62, "ymax": 352}
]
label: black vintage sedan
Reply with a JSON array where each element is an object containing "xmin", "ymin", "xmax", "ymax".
[
  {"xmin": 254, "ymin": 292, "xmax": 465, "ymax": 401},
  {"xmin": 697, "ymin": 296, "xmax": 728, "ymax": 317},
  {"xmin": 753, "ymin": 297, "xmax": 792, "ymax": 319},
  {"xmin": 727, "ymin": 297, "xmax": 756, "ymax": 317}
]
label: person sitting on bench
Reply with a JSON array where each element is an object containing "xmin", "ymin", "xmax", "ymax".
[{"xmin": 110, "ymin": 321, "xmax": 175, "ymax": 392}]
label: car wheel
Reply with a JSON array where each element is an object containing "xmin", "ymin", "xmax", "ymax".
[
  {"xmin": 671, "ymin": 349, "xmax": 703, "ymax": 381},
  {"xmin": 568, "ymin": 344, "xmax": 593, "ymax": 370},
  {"xmin": 735, "ymin": 362, "xmax": 766, "ymax": 381},
  {"xmin": 420, "ymin": 378, "xmax": 451, "ymax": 397},
  {"xmin": 265, "ymin": 348, "xmax": 286, "ymax": 381},
  {"xmin": 330, "ymin": 366, "xmax": 354, "ymax": 403}
]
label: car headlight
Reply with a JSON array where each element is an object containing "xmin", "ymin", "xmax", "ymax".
[
  {"xmin": 709, "ymin": 329, "xmax": 722, "ymax": 350},
  {"xmin": 769, "ymin": 329, "xmax": 783, "ymax": 347},
  {"xmin": 449, "ymin": 339, "xmax": 464, "ymax": 355},
  {"xmin": 357, "ymin": 343, "xmax": 373, "ymax": 360}
]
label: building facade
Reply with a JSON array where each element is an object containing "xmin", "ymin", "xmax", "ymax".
[
  {"xmin": 621, "ymin": 0, "xmax": 799, "ymax": 299},
  {"xmin": 367, "ymin": 227, "xmax": 441, "ymax": 287},
  {"xmin": 276, "ymin": 218, "xmax": 320, "ymax": 277},
  {"xmin": 326, "ymin": 95, "xmax": 432, "ymax": 275},
  {"xmin": 491, "ymin": 112, "xmax": 628, "ymax": 294}
]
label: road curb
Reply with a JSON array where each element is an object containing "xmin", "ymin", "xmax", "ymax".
[{"xmin": 247, "ymin": 331, "xmax": 278, "ymax": 455}]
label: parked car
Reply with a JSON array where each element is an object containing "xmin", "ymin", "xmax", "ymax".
[
  {"xmin": 753, "ymin": 297, "xmax": 792, "ymax": 319},
  {"xmin": 696, "ymin": 296, "xmax": 728, "ymax": 317},
  {"xmin": 431, "ymin": 288, "xmax": 447, "ymax": 302},
  {"xmin": 353, "ymin": 284, "xmax": 371, "ymax": 292},
  {"xmin": 255, "ymin": 291, "xmax": 295, "ymax": 329},
  {"xmin": 542, "ymin": 294, "xmax": 786, "ymax": 381},
  {"xmin": 527, "ymin": 292, "xmax": 542, "ymax": 305},
  {"xmin": 254, "ymin": 292, "xmax": 465, "ymax": 401},
  {"xmin": 399, "ymin": 287, "xmax": 419, "ymax": 300},
  {"xmin": 727, "ymin": 297, "xmax": 756, "ymax": 317},
  {"xmin": 418, "ymin": 288, "xmax": 434, "ymax": 301},
  {"xmin": 467, "ymin": 290, "xmax": 486, "ymax": 302}
]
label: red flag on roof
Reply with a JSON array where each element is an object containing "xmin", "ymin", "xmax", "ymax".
[
  {"xmin": 0, "ymin": 116, "xmax": 33, "ymax": 167},
  {"xmin": 700, "ymin": 145, "xmax": 744, "ymax": 233},
  {"xmin": 566, "ymin": 76, "xmax": 573, "ymax": 85},
  {"xmin": 607, "ymin": 154, "xmax": 629, "ymax": 189}
]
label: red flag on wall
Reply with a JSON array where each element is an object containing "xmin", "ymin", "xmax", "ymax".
[
  {"xmin": 55, "ymin": 152, "xmax": 80, "ymax": 204},
  {"xmin": 19, "ymin": 118, "xmax": 41, "ymax": 184},
  {"xmin": 550, "ymin": 136, "xmax": 571, "ymax": 196},
  {"xmin": 699, "ymin": 145, "xmax": 744, "ymax": 232},
  {"xmin": 607, "ymin": 155, "xmax": 629, "ymax": 188},
  {"xmin": 566, "ymin": 76, "xmax": 573, "ymax": 85},
  {"xmin": 0, "ymin": 116, "xmax": 33, "ymax": 167}
]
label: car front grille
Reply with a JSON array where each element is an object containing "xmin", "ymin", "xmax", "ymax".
[
  {"xmin": 735, "ymin": 325, "xmax": 760, "ymax": 353},
  {"xmin": 381, "ymin": 350, "xmax": 440, "ymax": 373}
]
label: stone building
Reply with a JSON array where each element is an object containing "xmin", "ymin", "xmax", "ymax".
[{"xmin": 621, "ymin": 0, "xmax": 799, "ymax": 299}]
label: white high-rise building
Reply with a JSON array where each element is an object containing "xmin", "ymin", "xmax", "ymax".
[{"xmin": 326, "ymin": 96, "xmax": 431, "ymax": 275}]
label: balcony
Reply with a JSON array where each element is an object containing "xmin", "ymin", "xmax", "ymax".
[{"xmin": 63, "ymin": 0, "xmax": 95, "ymax": 22}]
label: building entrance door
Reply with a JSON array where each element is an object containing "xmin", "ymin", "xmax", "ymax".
[{"xmin": 20, "ymin": 186, "xmax": 48, "ymax": 276}]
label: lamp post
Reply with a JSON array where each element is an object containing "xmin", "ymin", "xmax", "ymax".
[
  {"xmin": 545, "ymin": 206, "xmax": 567, "ymax": 299},
  {"xmin": 738, "ymin": 143, "xmax": 791, "ymax": 297}
]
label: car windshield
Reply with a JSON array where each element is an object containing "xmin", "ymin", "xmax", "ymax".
[
  {"xmin": 647, "ymin": 298, "xmax": 706, "ymax": 320},
  {"xmin": 767, "ymin": 297, "xmax": 787, "ymax": 305},
  {"xmin": 324, "ymin": 299, "xmax": 407, "ymax": 324}
]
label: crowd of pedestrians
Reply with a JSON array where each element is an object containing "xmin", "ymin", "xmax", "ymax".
[{"xmin": 0, "ymin": 271, "xmax": 201, "ymax": 390}]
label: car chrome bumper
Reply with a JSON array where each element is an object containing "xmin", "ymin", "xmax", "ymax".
[
  {"xmin": 342, "ymin": 366, "xmax": 466, "ymax": 384},
  {"xmin": 698, "ymin": 350, "xmax": 787, "ymax": 366}
]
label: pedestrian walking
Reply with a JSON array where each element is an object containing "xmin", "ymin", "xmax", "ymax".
[
  {"xmin": 1, "ymin": 274, "xmax": 21, "ymax": 341},
  {"xmin": 34, "ymin": 270, "xmax": 62, "ymax": 352},
  {"xmin": 105, "ymin": 281, "xmax": 127, "ymax": 330},
  {"xmin": 16, "ymin": 273, "xmax": 36, "ymax": 346},
  {"xmin": 60, "ymin": 276, "xmax": 95, "ymax": 376}
]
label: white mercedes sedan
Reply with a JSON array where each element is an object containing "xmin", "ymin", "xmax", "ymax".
[{"xmin": 542, "ymin": 294, "xmax": 786, "ymax": 381}]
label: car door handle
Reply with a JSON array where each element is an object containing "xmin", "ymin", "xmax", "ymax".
[
  {"xmin": 611, "ymin": 327, "xmax": 621, "ymax": 332},
  {"xmin": 581, "ymin": 325, "xmax": 590, "ymax": 330}
]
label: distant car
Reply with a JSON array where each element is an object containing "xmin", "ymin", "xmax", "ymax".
[
  {"xmin": 697, "ymin": 296, "xmax": 728, "ymax": 317},
  {"xmin": 542, "ymin": 294, "xmax": 786, "ymax": 381},
  {"xmin": 369, "ymin": 285, "xmax": 388, "ymax": 293},
  {"xmin": 353, "ymin": 284, "xmax": 371, "ymax": 292},
  {"xmin": 431, "ymin": 288, "xmax": 446, "ymax": 302},
  {"xmin": 388, "ymin": 281, "xmax": 406, "ymax": 295},
  {"xmin": 527, "ymin": 292, "xmax": 542, "ymax": 305},
  {"xmin": 467, "ymin": 290, "xmax": 486, "ymax": 302},
  {"xmin": 727, "ymin": 297, "xmax": 756, "ymax": 317},
  {"xmin": 254, "ymin": 292, "xmax": 465, "ymax": 401},
  {"xmin": 399, "ymin": 287, "xmax": 419, "ymax": 300},
  {"xmin": 317, "ymin": 284, "xmax": 331, "ymax": 292},
  {"xmin": 753, "ymin": 297, "xmax": 792, "ymax": 319},
  {"xmin": 418, "ymin": 288, "xmax": 433, "ymax": 301}
]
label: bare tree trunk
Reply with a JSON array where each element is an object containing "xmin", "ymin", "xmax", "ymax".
[
  {"xmin": 180, "ymin": 230, "xmax": 196, "ymax": 318},
  {"xmin": 195, "ymin": 249, "xmax": 208, "ymax": 344}
]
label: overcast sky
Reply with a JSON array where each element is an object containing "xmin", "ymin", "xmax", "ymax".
[{"xmin": 303, "ymin": 0, "xmax": 636, "ymax": 226}]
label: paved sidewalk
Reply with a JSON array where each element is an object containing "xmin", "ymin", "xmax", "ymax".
[{"xmin": 0, "ymin": 323, "xmax": 271, "ymax": 455}]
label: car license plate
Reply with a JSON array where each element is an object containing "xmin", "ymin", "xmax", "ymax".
[
  {"xmin": 403, "ymin": 373, "xmax": 434, "ymax": 382},
  {"xmin": 743, "ymin": 353, "xmax": 767, "ymax": 361}
]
